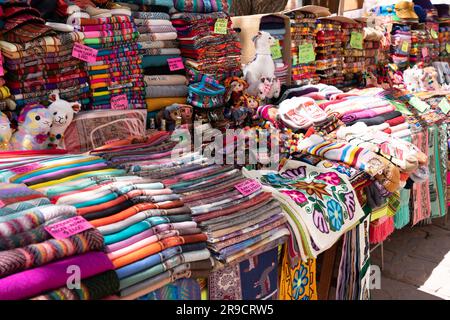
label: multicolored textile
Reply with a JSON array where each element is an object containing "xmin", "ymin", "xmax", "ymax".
[
  {"xmin": 209, "ymin": 247, "xmax": 279, "ymax": 300},
  {"xmin": 279, "ymin": 245, "xmax": 317, "ymax": 300}
]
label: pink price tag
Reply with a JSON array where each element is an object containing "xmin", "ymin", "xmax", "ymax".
[
  {"xmin": 235, "ymin": 179, "xmax": 262, "ymax": 196},
  {"xmin": 422, "ymin": 47, "xmax": 429, "ymax": 58},
  {"xmin": 72, "ymin": 42, "xmax": 98, "ymax": 63},
  {"xmin": 167, "ymin": 57, "xmax": 184, "ymax": 71},
  {"xmin": 44, "ymin": 216, "xmax": 93, "ymax": 240},
  {"xmin": 111, "ymin": 94, "xmax": 128, "ymax": 110},
  {"xmin": 10, "ymin": 163, "xmax": 41, "ymax": 174}
]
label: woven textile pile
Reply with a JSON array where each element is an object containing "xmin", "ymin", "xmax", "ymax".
[{"xmin": 70, "ymin": 11, "xmax": 145, "ymax": 110}]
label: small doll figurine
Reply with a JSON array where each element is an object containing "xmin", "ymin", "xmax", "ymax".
[
  {"xmin": 157, "ymin": 104, "xmax": 193, "ymax": 131},
  {"xmin": 47, "ymin": 91, "xmax": 81, "ymax": 149},
  {"xmin": 0, "ymin": 112, "xmax": 12, "ymax": 151},
  {"xmin": 10, "ymin": 104, "xmax": 53, "ymax": 150},
  {"xmin": 238, "ymin": 94, "xmax": 261, "ymax": 124},
  {"xmin": 224, "ymin": 77, "xmax": 248, "ymax": 107}
]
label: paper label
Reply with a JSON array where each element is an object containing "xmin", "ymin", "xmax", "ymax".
[
  {"xmin": 447, "ymin": 43, "xmax": 450, "ymax": 54},
  {"xmin": 214, "ymin": 18, "xmax": 228, "ymax": 34},
  {"xmin": 235, "ymin": 179, "xmax": 262, "ymax": 196},
  {"xmin": 111, "ymin": 94, "xmax": 128, "ymax": 110},
  {"xmin": 45, "ymin": 216, "xmax": 93, "ymax": 240},
  {"xmin": 430, "ymin": 29, "xmax": 438, "ymax": 39},
  {"xmin": 401, "ymin": 41, "xmax": 409, "ymax": 53},
  {"xmin": 167, "ymin": 57, "xmax": 185, "ymax": 71},
  {"xmin": 422, "ymin": 47, "xmax": 429, "ymax": 58},
  {"xmin": 72, "ymin": 42, "xmax": 98, "ymax": 63},
  {"xmin": 298, "ymin": 43, "xmax": 315, "ymax": 64},
  {"xmin": 438, "ymin": 98, "xmax": 450, "ymax": 115},
  {"xmin": 409, "ymin": 96, "xmax": 430, "ymax": 113},
  {"xmin": 270, "ymin": 40, "xmax": 283, "ymax": 60},
  {"xmin": 10, "ymin": 163, "xmax": 41, "ymax": 174},
  {"xmin": 350, "ymin": 32, "xmax": 363, "ymax": 50}
]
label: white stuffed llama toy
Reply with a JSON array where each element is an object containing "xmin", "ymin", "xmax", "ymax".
[
  {"xmin": 10, "ymin": 105, "xmax": 53, "ymax": 150},
  {"xmin": 47, "ymin": 91, "xmax": 81, "ymax": 149},
  {"xmin": 243, "ymin": 31, "xmax": 279, "ymax": 100},
  {"xmin": 0, "ymin": 112, "xmax": 12, "ymax": 151}
]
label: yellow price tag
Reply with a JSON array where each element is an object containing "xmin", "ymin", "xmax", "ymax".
[
  {"xmin": 430, "ymin": 29, "xmax": 438, "ymax": 39},
  {"xmin": 401, "ymin": 41, "xmax": 409, "ymax": 53},
  {"xmin": 270, "ymin": 40, "xmax": 282, "ymax": 60},
  {"xmin": 214, "ymin": 18, "xmax": 228, "ymax": 35},
  {"xmin": 298, "ymin": 43, "xmax": 315, "ymax": 64},
  {"xmin": 350, "ymin": 32, "xmax": 363, "ymax": 50},
  {"xmin": 447, "ymin": 43, "xmax": 450, "ymax": 54}
]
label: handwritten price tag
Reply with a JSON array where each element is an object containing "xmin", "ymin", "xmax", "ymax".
[
  {"xmin": 409, "ymin": 96, "xmax": 430, "ymax": 113},
  {"xmin": 422, "ymin": 47, "xmax": 429, "ymax": 58},
  {"xmin": 167, "ymin": 57, "xmax": 184, "ymax": 71},
  {"xmin": 45, "ymin": 216, "xmax": 93, "ymax": 239},
  {"xmin": 235, "ymin": 179, "xmax": 262, "ymax": 196},
  {"xmin": 401, "ymin": 41, "xmax": 409, "ymax": 53},
  {"xmin": 298, "ymin": 43, "xmax": 315, "ymax": 64},
  {"xmin": 270, "ymin": 40, "xmax": 283, "ymax": 60},
  {"xmin": 430, "ymin": 29, "xmax": 438, "ymax": 39},
  {"xmin": 214, "ymin": 18, "xmax": 228, "ymax": 34},
  {"xmin": 350, "ymin": 31, "xmax": 363, "ymax": 50},
  {"xmin": 438, "ymin": 98, "xmax": 450, "ymax": 115},
  {"xmin": 72, "ymin": 42, "xmax": 98, "ymax": 63},
  {"xmin": 447, "ymin": 43, "xmax": 450, "ymax": 54},
  {"xmin": 111, "ymin": 94, "xmax": 128, "ymax": 110}
]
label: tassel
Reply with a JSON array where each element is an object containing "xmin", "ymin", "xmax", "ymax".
[
  {"xmin": 370, "ymin": 216, "xmax": 394, "ymax": 244},
  {"xmin": 394, "ymin": 189, "xmax": 410, "ymax": 229}
]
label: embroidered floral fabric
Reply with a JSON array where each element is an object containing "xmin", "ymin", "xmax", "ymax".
[{"xmin": 244, "ymin": 160, "xmax": 365, "ymax": 260}]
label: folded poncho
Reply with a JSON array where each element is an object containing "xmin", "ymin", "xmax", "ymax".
[{"xmin": 145, "ymin": 85, "xmax": 188, "ymax": 98}]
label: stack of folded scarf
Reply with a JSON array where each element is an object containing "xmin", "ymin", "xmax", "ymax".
[
  {"xmin": 0, "ymin": 55, "xmax": 15, "ymax": 112},
  {"xmin": 390, "ymin": 23, "xmax": 411, "ymax": 70},
  {"xmin": 286, "ymin": 10, "xmax": 319, "ymax": 86},
  {"xmin": 362, "ymin": 26, "xmax": 381, "ymax": 74},
  {"xmin": 315, "ymin": 19, "xmax": 344, "ymax": 87},
  {"xmin": 129, "ymin": 3, "xmax": 188, "ymax": 114},
  {"xmin": 438, "ymin": 24, "xmax": 450, "ymax": 63},
  {"xmin": 171, "ymin": 11, "xmax": 241, "ymax": 84},
  {"xmin": 0, "ymin": 33, "xmax": 91, "ymax": 110},
  {"xmin": 0, "ymin": 181, "xmax": 117, "ymax": 300},
  {"xmin": 341, "ymin": 22, "xmax": 365, "ymax": 90},
  {"xmin": 426, "ymin": 23, "xmax": 440, "ymax": 63},
  {"xmin": 259, "ymin": 15, "xmax": 288, "ymax": 85},
  {"xmin": 409, "ymin": 27, "xmax": 430, "ymax": 66},
  {"xmin": 71, "ymin": 12, "xmax": 145, "ymax": 110}
]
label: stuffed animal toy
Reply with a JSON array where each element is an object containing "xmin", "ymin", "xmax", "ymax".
[
  {"xmin": 0, "ymin": 112, "xmax": 12, "ymax": 151},
  {"xmin": 420, "ymin": 67, "xmax": 441, "ymax": 91},
  {"xmin": 46, "ymin": 91, "xmax": 81, "ymax": 148},
  {"xmin": 403, "ymin": 66, "xmax": 422, "ymax": 92},
  {"xmin": 10, "ymin": 104, "xmax": 53, "ymax": 150},
  {"xmin": 157, "ymin": 104, "xmax": 193, "ymax": 131},
  {"xmin": 224, "ymin": 77, "xmax": 248, "ymax": 107},
  {"xmin": 243, "ymin": 31, "xmax": 279, "ymax": 100}
]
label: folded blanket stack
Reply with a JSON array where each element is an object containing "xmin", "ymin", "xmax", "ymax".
[
  {"xmin": 128, "ymin": 3, "xmax": 188, "ymax": 114},
  {"xmin": 119, "ymin": 143, "xmax": 289, "ymax": 267},
  {"xmin": 439, "ymin": 24, "xmax": 450, "ymax": 63},
  {"xmin": 72, "ymin": 14, "xmax": 145, "ymax": 110},
  {"xmin": 426, "ymin": 23, "xmax": 440, "ymax": 63},
  {"xmin": 171, "ymin": 11, "xmax": 242, "ymax": 84},
  {"xmin": 390, "ymin": 23, "xmax": 411, "ymax": 70},
  {"xmin": 286, "ymin": 10, "xmax": 319, "ymax": 86},
  {"xmin": 0, "ymin": 33, "xmax": 92, "ymax": 110},
  {"xmin": 259, "ymin": 15, "xmax": 289, "ymax": 85},
  {"xmin": 341, "ymin": 22, "xmax": 365, "ymax": 90},
  {"xmin": 315, "ymin": 19, "xmax": 344, "ymax": 87},
  {"xmin": 0, "ymin": 47, "xmax": 15, "ymax": 112},
  {"xmin": 0, "ymin": 181, "xmax": 116, "ymax": 300},
  {"xmin": 409, "ymin": 27, "xmax": 431, "ymax": 66}
]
